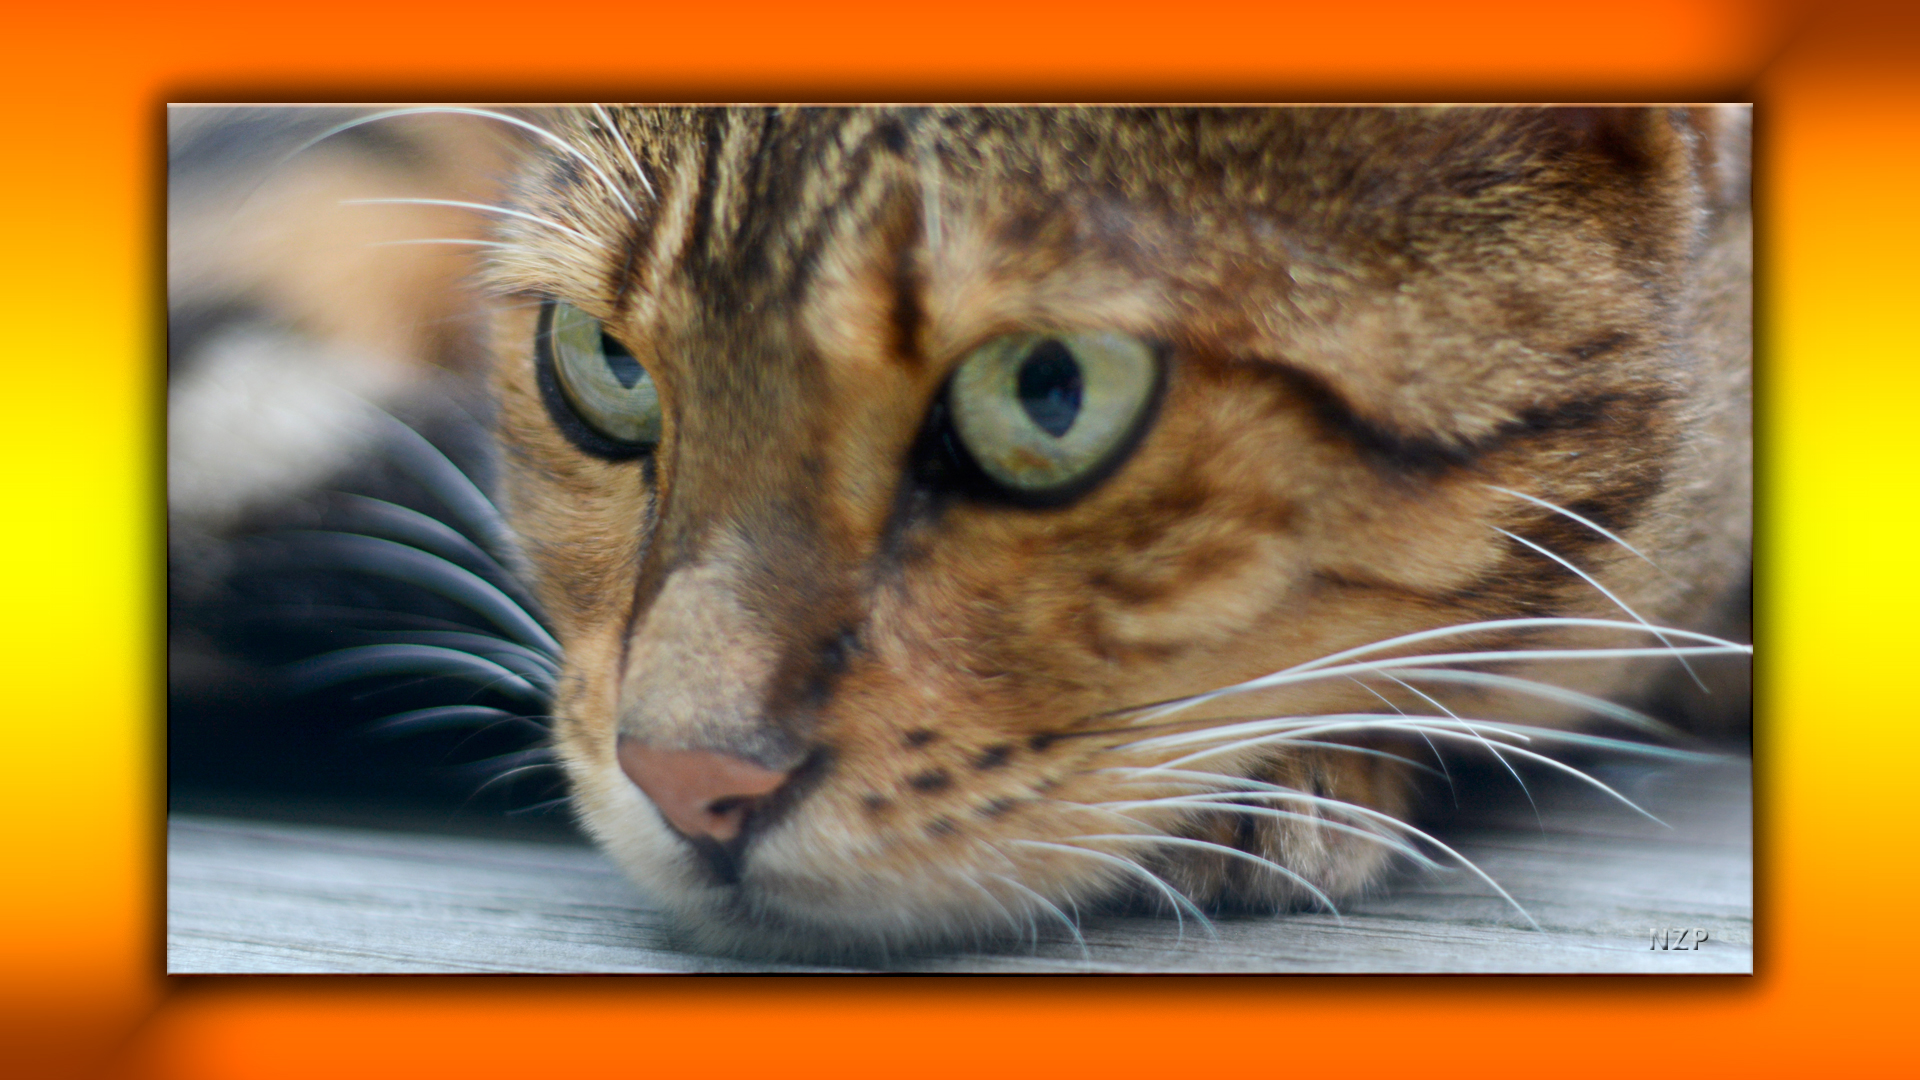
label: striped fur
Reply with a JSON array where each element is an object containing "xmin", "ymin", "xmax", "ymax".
[{"xmin": 471, "ymin": 107, "xmax": 1751, "ymax": 958}]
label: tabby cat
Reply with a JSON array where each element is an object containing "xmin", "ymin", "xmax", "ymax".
[
  {"xmin": 172, "ymin": 106, "xmax": 1751, "ymax": 961},
  {"xmin": 465, "ymin": 106, "xmax": 1750, "ymax": 959}
]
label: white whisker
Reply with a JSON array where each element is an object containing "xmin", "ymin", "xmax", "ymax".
[
  {"xmin": 372, "ymin": 631, "xmax": 559, "ymax": 682},
  {"xmin": 371, "ymin": 704, "xmax": 522, "ymax": 736},
  {"xmin": 1148, "ymin": 720, "xmax": 1528, "ymax": 773},
  {"xmin": 1071, "ymin": 833, "xmax": 1343, "ymax": 921},
  {"xmin": 1121, "ymin": 712, "xmax": 1522, "ymax": 754},
  {"xmin": 323, "ymin": 491, "xmax": 540, "ymax": 615},
  {"xmin": 1381, "ymin": 672, "xmax": 1539, "ymax": 826},
  {"xmin": 1485, "ymin": 485, "xmax": 1676, "ymax": 580},
  {"xmin": 369, "ymin": 238, "xmax": 514, "ymax": 248},
  {"xmin": 1495, "ymin": 525, "xmax": 1709, "ymax": 692},
  {"xmin": 1353, "ymin": 677, "xmax": 1455, "ymax": 801},
  {"xmin": 1106, "ymin": 711, "xmax": 1444, "ymax": 773},
  {"xmin": 1100, "ymin": 796, "xmax": 1439, "ymax": 870},
  {"xmin": 591, "ymin": 104, "xmax": 658, "ymax": 201},
  {"xmin": 1118, "ymin": 715, "xmax": 1718, "ymax": 767},
  {"xmin": 286, "ymin": 643, "xmax": 544, "ymax": 708},
  {"xmin": 1387, "ymin": 667, "xmax": 1674, "ymax": 735},
  {"xmin": 1214, "ymin": 736, "xmax": 1449, "ymax": 777},
  {"xmin": 289, "ymin": 107, "xmax": 639, "ymax": 221},
  {"xmin": 267, "ymin": 532, "xmax": 559, "ymax": 656},
  {"xmin": 947, "ymin": 871, "xmax": 1031, "ymax": 952},
  {"xmin": 371, "ymin": 705, "xmax": 551, "ymax": 740},
  {"xmin": 343, "ymin": 197, "xmax": 607, "ymax": 248},
  {"xmin": 1277, "ymin": 617, "xmax": 1745, "ymax": 677},
  {"xmin": 365, "ymin": 406, "xmax": 521, "ymax": 563},
  {"xmin": 987, "ymin": 871, "xmax": 1090, "ymax": 961},
  {"xmin": 1132, "ymin": 639, "xmax": 1748, "ymax": 726},
  {"xmin": 1137, "ymin": 720, "xmax": 1669, "ymax": 828},
  {"xmin": 467, "ymin": 761, "xmax": 562, "ymax": 798},
  {"xmin": 1102, "ymin": 767, "xmax": 1451, "ymax": 831},
  {"xmin": 1099, "ymin": 766, "xmax": 1541, "ymax": 929},
  {"xmin": 505, "ymin": 795, "xmax": 572, "ymax": 817},
  {"xmin": 1005, "ymin": 838, "xmax": 1216, "ymax": 941}
]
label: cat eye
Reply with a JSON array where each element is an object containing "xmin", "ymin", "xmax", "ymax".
[
  {"xmin": 540, "ymin": 299, "xmax": 662, "ymax": 450},
  {"xmin": 945, "ymin": 331, "xmax": 1161, "ymax": 497}
]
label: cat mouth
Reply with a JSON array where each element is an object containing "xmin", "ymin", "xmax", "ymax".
[{"xmin": 680, "ymin": 834, "xmax": 746, "ymax": 885}]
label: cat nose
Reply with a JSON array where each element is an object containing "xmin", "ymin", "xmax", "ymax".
[{"xmin": 615, "ymin": 737, "xmax": 791, "ymax": 843}]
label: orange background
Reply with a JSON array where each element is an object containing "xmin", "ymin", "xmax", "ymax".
[{"xmin": 4, "ymin": 1, "xmax": 1914, "ymax": 1076}]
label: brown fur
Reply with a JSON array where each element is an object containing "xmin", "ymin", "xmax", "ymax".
[{"xmin": 481, "ymin": 107, "xmax": 1750, "ymax": 957}]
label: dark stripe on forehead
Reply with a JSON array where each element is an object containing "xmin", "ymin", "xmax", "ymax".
[
  {"xmin": 889, "ymin": 234, "xmax": 925, "ymax": 364},
  {"xmin": 779, "ymin": 130, "xmax": 897, "ymax": 302},
  {"xmin": 728, "ymin": 108, "xmax": 786, "ymax": 278},
  {"xmin": 672, "ymin": 109, "xmax": 919, "ymax": 312},
  {"xmin": 686, "ymin": 110, "xmax": 729, "ymax": 272},
  {"xmin": 733, "ymin": 111, "xmax": 857, "ymax": 293},
  {"xmin": 697, "ymin": 109, "xmax": 775, "ymax": 269}
]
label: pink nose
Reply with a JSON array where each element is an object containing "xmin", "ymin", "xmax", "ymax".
[{"xmin": 616, "ymin": 738, "xmax": 792, "ymax": 842}]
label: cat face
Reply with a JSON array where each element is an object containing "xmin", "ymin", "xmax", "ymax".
[{"xmin": 482, "ymin": 107, "xmax": 1750, "ymax": 958}]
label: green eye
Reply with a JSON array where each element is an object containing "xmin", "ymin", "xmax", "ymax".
[
  {"xmin": 946, "ymin": 331, "xmax": 1160, "ymax": 496},
  {"xmin": 544, "ymin": 299, "xmax": 662, "ymax": 447}
]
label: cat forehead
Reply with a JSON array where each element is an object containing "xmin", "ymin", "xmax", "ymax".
[
  {"xmin": 483, "ymin": 105, "xmax": 1689, "ymax": 446},
  {"xmin": 481, "ymin": 106, "xmax": 1601, "ymax": 312}
]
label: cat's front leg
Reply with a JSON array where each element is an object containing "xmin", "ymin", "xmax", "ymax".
[{"xmin": 1149, "ymin": 747, "xmax": 1419, "ymax": 913}]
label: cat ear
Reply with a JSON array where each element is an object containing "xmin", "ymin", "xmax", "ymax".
[
  {"xmin": 1682, "ymin": 105, "xmax": 1752, "ymax": 216},
  {"xmin": 1541, "ymin": 106, "xmax": 1750, "ymax": 215}
]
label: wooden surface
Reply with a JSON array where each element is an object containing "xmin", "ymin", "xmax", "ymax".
[{"xmin": 168, "ymin": 759, "xmax": 1751, "ymax": 974}]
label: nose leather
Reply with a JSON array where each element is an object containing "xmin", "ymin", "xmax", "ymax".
[{"xmin": 616, "ymin": 737, "xmax": 792, "ymax": 843}]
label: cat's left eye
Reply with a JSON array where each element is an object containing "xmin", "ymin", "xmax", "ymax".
[
  {"xmin": 945, "ymin": 331, "xmax": 1161, "ymax": 498},
  {"xmin": 540, "ymin": 299, "xmax": 662, "ymax": 451}
]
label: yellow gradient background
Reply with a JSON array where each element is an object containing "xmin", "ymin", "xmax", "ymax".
[{"xmin": 2, "ymin": 1, "xmax": 1912, "ymax": 1075}]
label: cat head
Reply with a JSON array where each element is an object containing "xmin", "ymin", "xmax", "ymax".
[{"xmin": 480, "ymin": 107, "xmax": 1750, "ymax": 957}]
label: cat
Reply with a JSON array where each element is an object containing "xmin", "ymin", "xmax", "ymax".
[
  {"xmin": 477, "ymin": 106, "xmax": 1751, "ymax": 958},
  {"xmin": 169, "ymin": 105, "xmax": 1751, "ymax": 962}
]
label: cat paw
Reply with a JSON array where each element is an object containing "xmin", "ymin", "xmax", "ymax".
[{"xmin": 1151, "ymin": 748, "xmax": 1416, "ymax": 913}]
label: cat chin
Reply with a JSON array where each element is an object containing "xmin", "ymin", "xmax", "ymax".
[
  {"xmin": 569, "ymin": 770, "xmax": 974, "ymax": 960},
  {"xmin": 573, "ymin": 766, "xmax": 1141, "ymax": 961},
  {"xmin": 623, "ymin": 832, "xmax": 1396, "ymax": 964},
  {"xmin": 584, "ymin": 817, "xmax": 1063, "ymax": 961},
  {"xmin": 571, "ymin": 756, "xmax": 1403, "ymax": 961}
]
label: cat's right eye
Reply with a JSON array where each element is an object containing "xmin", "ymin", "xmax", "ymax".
[
  {"xmin": 945, "ymin": 331, "xmax": 1161, "ymax": 499},
  {"xmin": 540, "ymin": 299, "xmax": 663, "ymax": 450}
]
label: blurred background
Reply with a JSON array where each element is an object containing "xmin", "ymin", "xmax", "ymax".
[{"xmin": 168, "ymin": 107, "xmax": 577, "ymax": 837}]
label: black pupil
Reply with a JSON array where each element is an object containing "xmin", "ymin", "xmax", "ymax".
[
  {"xmin": 1016, "ymin": 340, "xmax": 1083, "ymax": 438},
  {"xmin": 601, "ymin": 331, "xmax": 643, "ymax": 390}
]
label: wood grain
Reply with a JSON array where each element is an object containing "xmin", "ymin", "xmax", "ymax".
[{"xmin": 168, "ymin": 759, "xmax": 1751, "ymax": 973}]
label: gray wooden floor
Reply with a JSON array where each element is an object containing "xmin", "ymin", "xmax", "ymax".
[{"xmin": 168, "ymin": 759, "xmax": 1751, "ymax": 974}]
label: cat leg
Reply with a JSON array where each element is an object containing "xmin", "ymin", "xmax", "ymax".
[{"xmin": 1150, "ymin": 747, "xmax": 1417, "ymax": 914}]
